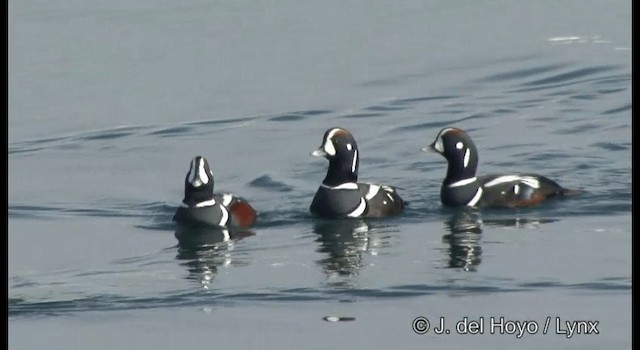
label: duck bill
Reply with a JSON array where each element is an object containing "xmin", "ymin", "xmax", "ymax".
[
  {"xmin": 311, "ymin": 148, "xmax": 327, "ymax": 157},
  {"xmin": 421, "ymin": 142, "xmax": 438, "ymax": 153}
]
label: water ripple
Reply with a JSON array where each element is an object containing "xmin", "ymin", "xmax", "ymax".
[
  {"xmin": 391, "ymin": 113, "xmax": 492, "ymax": 133},
  {"xmin": 248, "ymin": 175, "xmax": 295, "ymax": 192},
  {"xmin": 147, "ymin": 126, "xmax": 195, "ymax": 137},
  {"xmin": 9, "ymin": 277, "xmax": 630, "ymax": 318},
  {"xmin": 8, "ymin": 201, "xmax": 175, "ymax": 221},
  {"xmin": 553, "ymin": 123, "xmax": 601, "ymax": 135},
  {"xmin": 268, "ymin": 110, "xmax": 333, "ymax": 122},
  {"xmin": 9, "ymin": 115, "xmax": 260, "ymax": 155},
  {"xmin": 389, "ymin": 95, "xmax": 459, "ymax": 105},
  {"xmin": 602, "ymin": 103, "xmax": 631, "ymax": 115},
  {"xmin": 476, "ymin": 63, "xmax": 569, "ymax": 83},
  {"xmin": 509, "ymin": 72, "xmax": 628, "ymax": 93},
  {"xmin": 590, "ymin": 142, "xmax": 629, "ymax": 151},
  {"xmin": 341, "ymin": 113, "xmax": 385, "ymax": 119},
  {"xmin": 521, "ymin": 65, "xmax": 620, "ymax": 87}
]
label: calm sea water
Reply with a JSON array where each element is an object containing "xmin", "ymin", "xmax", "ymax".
[{"xmin": 9, "ymin": 0, "xmax": 631, "ymax": 349}]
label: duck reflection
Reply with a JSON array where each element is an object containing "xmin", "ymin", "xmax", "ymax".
[
  {"xmin": 442, "ymin": 209, "xmax": 557, "ymax": 271},
  {"xmin": 442, "ymin": 209, "xmax": 483, "ymax": 272},
  {"xmin": 174, "ymin": 226, "xmax": 254, "ymax": 288},
  {"xmin": 313, "ymin": 219, "xmax": 386, "ymax": 279}
]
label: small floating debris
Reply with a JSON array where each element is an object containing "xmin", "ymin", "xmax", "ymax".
[
  {"xmin": 548, "ymin": 35, "xmax": 614, "ymax": 45},
  {"xmin": 548, "ymin": 36, "xmax": 587, "ymax": 44},
  {"xmin": 323, "ymin": 316, "xmax": 356, "ymax": 322}
]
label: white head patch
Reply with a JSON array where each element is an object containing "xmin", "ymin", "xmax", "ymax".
[
  {"xmin": 433, "ymin": 136, "xmax": 445, "ymax": 153},
  {"xmin": 322, "ymin": 128, "xmax": 342, "ymax": 156},
  {"xmin": 456, "ymin": 142, "xmax": 464, "ymax": 150},
  {"xmin": 433, "ymin": 128, "xmax": 454, "ymax": 153},
  {"xmin": 188, "ymin": 158, "xmax": 210, "ymax": 187},
  {"xmin": 346, "ymin": 143, "xmax": 352, "ymax": 151},
  {"xmin": 323, "ymin": 139, "xmax": 336, "ymax": 156}
]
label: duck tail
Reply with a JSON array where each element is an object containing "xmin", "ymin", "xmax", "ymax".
[{"xmin": 559, "ymin": 188, "xmax": 585, "ymax": 196}]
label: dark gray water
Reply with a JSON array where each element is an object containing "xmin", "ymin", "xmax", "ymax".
[{"xmin": 9, "ymin": 0, "xmax": 631, "ymax": 349}]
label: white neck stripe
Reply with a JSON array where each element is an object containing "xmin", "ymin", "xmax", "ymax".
[
  {"xmin": 351, "ymin": 150, "xmax": 358, "ymax": 173},
  {"xmin": 180, "ymin": 198, "xmax": 217, "ymax": 208},
  {"xmin": 321, "ymin": 182, "xmax": 359, "ymax": 190},
  {"xmin": 463, "ymin": 148, "xmax": 470, "ymax": 168},
  {"xmin": 195, "ymin": 198, "xmax": 217, "ymax": 207},
  {"xmin": 448, "ymin": 177, "xmax": 477, "ymax": 188}
]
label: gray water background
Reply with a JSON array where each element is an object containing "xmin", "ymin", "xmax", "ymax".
[{"xmin": 9, "ymin": 0, "xmax": 631, "ymax": 349}]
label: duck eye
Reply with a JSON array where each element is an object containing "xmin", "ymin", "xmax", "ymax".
[{"xmin": 456, "ymin": 142, "xmax": 464, "ymax": 150}]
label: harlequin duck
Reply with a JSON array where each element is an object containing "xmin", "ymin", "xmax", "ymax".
[
  {"xmin": 173, "ymin": 156, "xmax": 257, "ymax": 228},
  {"xmin": 424, "ymin": 127, "xmax": 580, "ymax": 209},
  {"xmin": 310, "ymin": 127, "xmax": 405, "ymax": 218}
]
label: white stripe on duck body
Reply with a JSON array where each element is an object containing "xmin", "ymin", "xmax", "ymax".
[
  {"xmin": 310, "ymin": 127, "xmax": 405, "ymax": 218},
  {"xmin": 173, "ymin": 156, "xmax": 257, "ymax": 228},
  {"xmin": 425, "ymin": 127, "xmax": 580, "ymax": 209}
]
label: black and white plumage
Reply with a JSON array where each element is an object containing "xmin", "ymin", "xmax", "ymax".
[
  {"xmin": 425, "ymin": 127, "xmax": 580, "ymax": 209},
  {"xmin": 310, "ymin": 127, "xmax": 405, "ymax": 218},
  {"xmin": 173, "ymin": 156, "xmax": 257, "ymax": 228}
]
